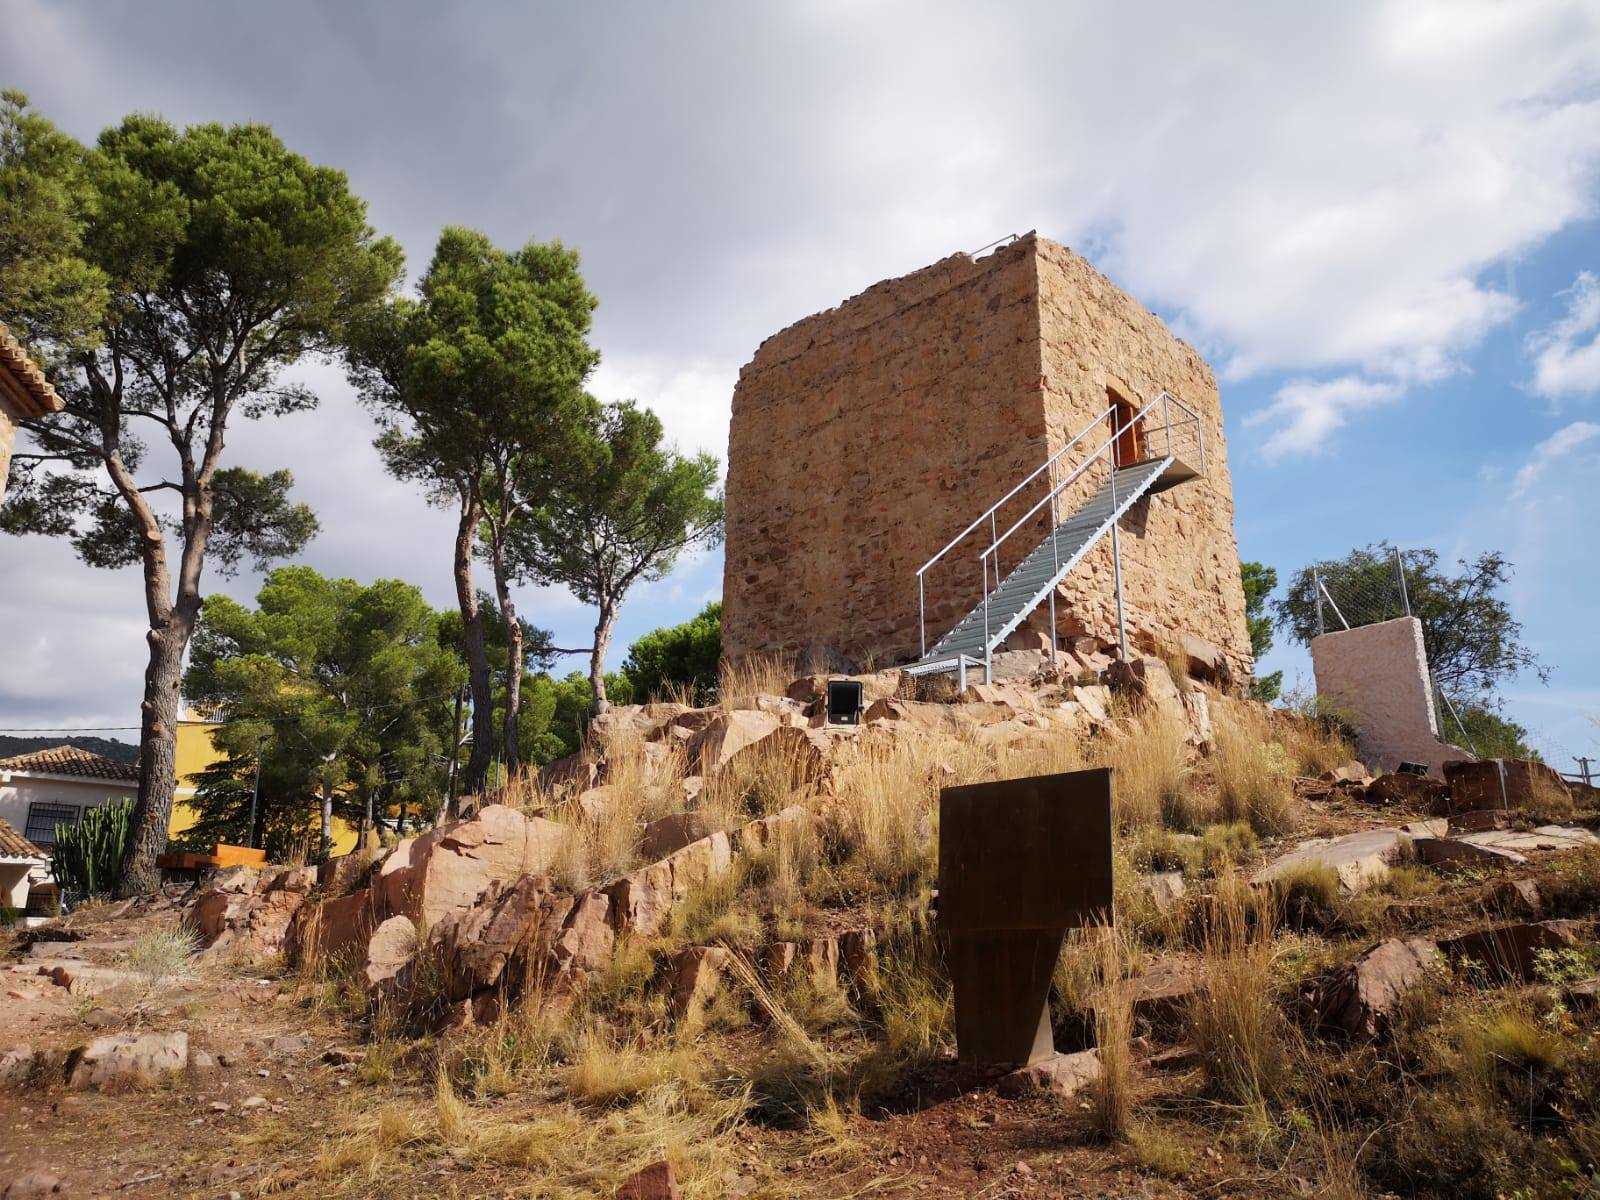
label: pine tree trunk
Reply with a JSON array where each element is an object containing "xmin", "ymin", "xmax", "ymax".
[
  {"xmin": 453, "ymin": 487, "xmax": 495, "ymax": 794},
  {"xmin": 116, "ymin": 613, "xmax": 189, "ymax": 897},
  {"xmin": 590, "ymin": 601, "xmax": 617, "ymax": 716},
  {"xmin": 489, "ymin": 535, "xmax": 523, "ymax": 776},
  {"xmin": 320, "ymin": 780, "xmax": 333, "ymax": 860}
]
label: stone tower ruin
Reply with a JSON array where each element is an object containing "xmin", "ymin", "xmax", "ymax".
[{"xmin": 722, "ymin": 233, "xmax": 1253, "ymax": 681}]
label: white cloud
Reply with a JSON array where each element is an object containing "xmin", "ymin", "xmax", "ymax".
[
  {"xmin": 1527, "ymin": 271, "xmax": 1600, "ymax": 402},
  {"xmin": 1509, "ymin": 419, "xmax": 1600, "ymax": 499},
  {"xmin": 589, "ymin": 356, "xmax": 738, "ymax": 464},
  {"xmin": 1246, "ymin": 376, "xmax": 1402, "ymax": 459}
]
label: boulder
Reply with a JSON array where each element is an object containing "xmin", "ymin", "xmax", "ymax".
[
  {"xmin": 1491, "ymin": 878, "xmax": 1543, "ymax": 920},
  {"xmin": 617, "ymin": 1160, "xmax": 682, "ymax": 1200},
  {"xmin": 3, "ymin": 1172, "xmax": 66, "ymax": 1198},
  {"xmin": 187, "ymin": 864, "xmax": 317, "ymax": 960},
  {"xmin": 290, "ymin": 888, "xmax": 373, "ymax": 968},
  {"xmin": 538, "ymin": 750, "xmax": 601, "ymax": 793},
  {"xmin": 996, "ymin": 1048, "xmax": 1102, "ymax": 1098},
  {"xmin": 1130, "ymin": 955, "xmax": 1201, "ymax": 1031},
  {"xmin": 639, "ymin": 812, "xmax": 714, "ymax": 861},
  {"xmin": 1441, "ymin": 919, "xmax": 1587, "ymax": 982},
  {"xmin": 1179, "ymin": 634, "xmax": 1233, "ymax": 687},
  {"xmin": 1314, "ymin": 938, "xmax": 1443, "ymax": 1038},
  {"xmin": 373, "ymin": 804, "xmax": 568, "ymax": 928},
  {"xmin": 728, "ymin": 804, "xmax": 817, "ymax": 857},
  {"xmin": 1106, "ymin": 655, "xmax": 1183, "ymax": 714},
  {"xmin": 436, "ymin": 875, "xmax": 575, "ymax": 1002},
  {"xmin": 1139, "ymin": 871, "xmax": 1187, "ymax": 916},
  {"xmin": 1072, "ymin": 684, "xmax": 1113, "ymax": 726},
  {"xmin": 862, "ymin": 697, "xmax": 963, "ymax": 733},
  {"xmin": 589, "ymin": 703, "xmax": 690, "ymax": 747},
  {"xmin": 669, "ymin": 946, "xmax": 729, "ymax": 1023},
  {"xmin": 687, "ymin": 710, "xmax": 782, "ymax": 774},
  {"xmin": 317, "ymin": 845, "xmax": 385, "ymax": 897},
  {"xmin": 550, "ymin": 891, "xmax": 615, "ymax": 976},
  {"xmin": 1444, "ymin": 758, "xmax": 1572, "ymax": 813},
  {"xmin": 67, "ymin": 1031, "xmax": 189, "ymax": 1090},
  {"xmin": 1364, "ymin": 772, "xmax": 1450, "ymax": 809},
  {"xmin": 1414, "ymin": 836, "xmax": 1528, "ymax": 871},
  {"xmin": 1320, "ymin": 761, "xmax": 1373, "ymax": 786},
  {"xmin": 1564, "ymin": 978, "xmax": 1600, "ymax": 1011},
  {"xmin": 722, "ymin": 724, "xmax": 834, "ymax": 787},
  {"xmin": 1253, "ymin": 828, "xmax": 1414, "ymax": 894},
  {"xmin": 763, "ymin": 937, "xmax": 840, "ymax": 988},
  {"xmin": 364, "ymin": 915, "xmax": 418, "ymax": 992}
]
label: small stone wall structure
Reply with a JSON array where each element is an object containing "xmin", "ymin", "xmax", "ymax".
[
  {"xmin": 722, "ymin": 234, "xmax": 1252, "ymax": 677},
  {"xmin": 1311, "ymin": 616, "xmax": 1471, "ymax": 777}
]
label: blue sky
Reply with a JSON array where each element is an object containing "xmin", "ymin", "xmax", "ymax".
[{"xmin": 1, "ymin": 1, "xmax": 1597, "ymax": 769}]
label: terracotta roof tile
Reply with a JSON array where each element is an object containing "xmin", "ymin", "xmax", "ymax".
[
  {"xmin": 0, "ymin": 322, "xmax": 64, "ymax": 418},
  {"xmin": 0, "ymin": 745, "xmax": 139, "ymax": 783},
  {"xmin": 0, "ymin": 816, "xmax": 47, "ymax": 860}
]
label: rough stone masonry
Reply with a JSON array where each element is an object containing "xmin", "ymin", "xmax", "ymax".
[{"xmin": 722, "ymin": 233, "xmax": 1252, "ymax": 678}]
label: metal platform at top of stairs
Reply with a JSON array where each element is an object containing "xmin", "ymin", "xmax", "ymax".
[{"xmin": 909, "ymin": 391, "xmax": 1207, "ymax": 687}]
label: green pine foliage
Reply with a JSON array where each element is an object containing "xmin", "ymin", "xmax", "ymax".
[{"xmin": 621, "ymin": 601, "xmax": 722, "ymax": 704}]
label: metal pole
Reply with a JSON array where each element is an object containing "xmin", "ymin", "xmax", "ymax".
[
  {"xmin": 918, "ymin": 575, "xmax": 926, "ymax": 659},
  {"xmin": 1578, "ymin": 757, "xmax": 1593, "ymax": 787},
  {"xmin": 1163, "ymin": 392, "xmax": 1172, "ymax": 457},
  {"xmin": 1395, "ymin": 546, "xmax": 1411, "ymax": 617},
  {"xmin": 1313, "ymin": 567, "xmax": 1326, "ymax": 636}
]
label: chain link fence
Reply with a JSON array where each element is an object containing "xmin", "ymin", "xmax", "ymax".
[{"xmin": 1312, "ymin": 546, "xmax": 1481, "ymax": 756}]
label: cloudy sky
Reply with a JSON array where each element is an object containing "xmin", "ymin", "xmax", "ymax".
[{"xmin": 3, "ymin": 1, "xmax": 1598, "ymax": 766}]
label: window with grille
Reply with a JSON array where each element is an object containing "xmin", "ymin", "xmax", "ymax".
[{"xmin": 24, "ymin": 802, "xmax": 81, "ymax": 848}]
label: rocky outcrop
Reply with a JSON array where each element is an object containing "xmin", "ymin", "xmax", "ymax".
[
  {"xmin": 187, "ymin": 864, "xmax": 316, "ymax": 960},
  {"xmin": 373, "ymin": 804, "xmax": 568, "ymax": 929},
  {"xmin": 1253, "ymin": 828, "xmax": 1415, "ymax": 894},
  {"xmin": 997, "ymin": 1048, "xmax": 1103, "ymax": 1098},
  {"xmin": 1314, "ymin": 938, "xmax": 1443, "ymax": 1038}
]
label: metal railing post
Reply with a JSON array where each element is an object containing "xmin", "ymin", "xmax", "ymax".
[
  {"xmin": 1395, "ymin": 546, "xmax": 1410, "ymax": 617},
  {"xmin": 1163, "ymin": 392, "xmax": 1172, "ymax": 458},
  {"xmin": 918, "ymin": 575, "xmax": 926, "ymax": 658},
  {"xmin": 1313, "ymin": 567, "xmax": 1326, "ymax": 636},
  {"xmin": 1110, "ymin": 456, "xmax": 1129, "ymax": 661}
]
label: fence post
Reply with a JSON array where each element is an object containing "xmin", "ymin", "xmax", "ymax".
[
  {"xmin": 1395, "ymin": 546, "xmax": 1411, "ymax": 617},
  {"xmin": 1313, "ymin": 567, "xmax": 1326, "ymax": 636}
]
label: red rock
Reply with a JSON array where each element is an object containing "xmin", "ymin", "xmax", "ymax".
[
  {"xmin": 1491, "ymin": 878, "xmax": 1543, "ymax": 920},
  {"xmin": 1441, "ymin": 920, "xmax": 1587, "ymax": 982},
  {"xmin": 687, "ymin": 710, "xmax": 781, "ymax": 773},
  {"xmin": 639, "ymin": 812, "xmax": 713, "ymax": 861},
  {"xmin": 1444, "ymin": 758, "xmax": 1572, "ymax": 813},
  {"xmin": 290, "ymin": 888, "xmax": 373, "ymax": 968},
  {"xmin": 669, "ymin": 946, "xmax": 730, "ymax": 1022},
  {"xmin": 67, "ymin": 1031, "xmax": 189, "ymax": 1090},
  {"xmin": 550, "ymin": 891, "xmax": 614, "ymax": 976},
  {"xmin": 1364, "ymin": 773, "xmax": 1449, "ymax": 809},
  {"xmin": 364, "ymin": 915, "xmax": 418, "ymax": 992},
  {"xmin": 373, "ymin": 804, "xmax": 567, "ymax": 928},
  {"xmin": 616, "ymin": 1160, "xmax": 682, "ymax": 1200},
  {"xmin": 1314, "ymin": 938, "xmax": 1443, "ymax": 1038}
]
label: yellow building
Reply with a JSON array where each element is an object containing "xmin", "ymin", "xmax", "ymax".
[{"xmin": 173, "ymin": 714, "xmax": 361, "ymax": 855}]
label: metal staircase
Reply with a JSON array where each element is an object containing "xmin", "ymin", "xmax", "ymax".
[{"xmin": 910, "ymin": 391, "xmax": 1207, "ymax": 685}]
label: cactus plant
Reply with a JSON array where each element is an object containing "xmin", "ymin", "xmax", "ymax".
[{"xmin": 50, "ymin": 799, "xmax": 134, "ymax": 899}]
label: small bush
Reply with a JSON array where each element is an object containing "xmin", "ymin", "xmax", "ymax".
[{"xmin": 1199, "ymin": 821, "xmax": 1258, "ymax": 874}]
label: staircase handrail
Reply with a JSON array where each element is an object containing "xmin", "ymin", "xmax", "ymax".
[
  {"xmin": 980, "ymin": 390, "xmax": 1202, "ymax": 568},
  {"xmin": 913, "ymin": 403, "xmax": 1115, "ymax": 583}
]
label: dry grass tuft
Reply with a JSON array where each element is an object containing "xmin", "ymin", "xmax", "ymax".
[
  {"xmin": 1099, "ymin": 707, "xmax": 1195, "ymax": 830},
  {"xmin": 718, "ymin": 653, "xmax": 792, "ymax": 709},
  {"xmin": 1089, "ymin": 922, "xmax": 1138, "ymax": 1140},
  {"xmin": 1187, "ymin": 867, "xmax": 1293, "ymax": 1109},
  {"xmin": 1213, "ymin": 706, "xmax": 1299, "ymax": 837}
]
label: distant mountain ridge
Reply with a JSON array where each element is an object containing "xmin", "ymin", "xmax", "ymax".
[{"xmin": 0, "ymin": 735, "xmax": 139, "ymax": 764}]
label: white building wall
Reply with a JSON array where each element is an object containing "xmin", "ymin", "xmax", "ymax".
[{"xmin": 0, "ymin": 773, "xmax": 139, "ymax": 847}]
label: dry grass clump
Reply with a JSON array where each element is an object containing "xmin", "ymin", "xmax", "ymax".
[
  {"xmin": 1089, "ymin": 922, "xmax": 1139, "ymax": 1140},
  {"xmin": 1213, "ymin": 706, "xmax": 1300, "ymax": 837},
  {"xmin": 1099, "ymin": 707, "xmax": 1196, "ymax": 831},
  {"xmin": 1273, "ymin": 692, "xmax": 1358, "ymax": 775},
  {"xmin": 1187, "ymin": 868, "xmax": 1294, "ymax": 1111},
  {"xmin": 549, "ymin": 734, "xmax": 690, "ymax": 889},
  {"xmin": 699, "ymin": 730, "xmax": 826, "ymax": 825},
  {"xmin": 1271, "ymin": 861, "xmax": 1345, "ymax": 932},
  {"xmin": 1542, "ymin": 843, "xmax": 1600, "ymax": 917},
  {"xmin": 823, "ymin": 736, "xmax": 946, "ymax": 901},
  {"xmin": 718, "ymin": 652, "xmax": 792, "ymax": 709}
]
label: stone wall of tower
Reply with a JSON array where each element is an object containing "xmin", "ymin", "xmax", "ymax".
[
  {"xmin": 1031, "ymin": 239, "xmax": 1253, "ymax": 682},
  {"xmin": 722, "ymin": 234, "xmax": 1253, "ymax": 681}
]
